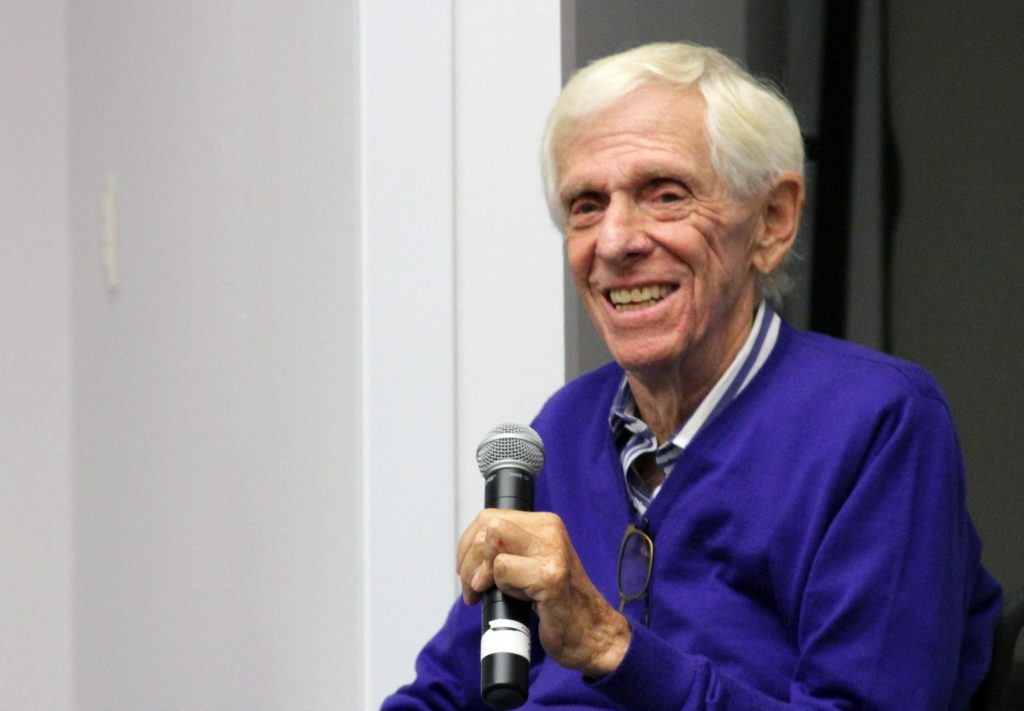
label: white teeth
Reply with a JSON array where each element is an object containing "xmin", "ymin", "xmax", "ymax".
[{"xmin": 608, "ymin": 284, "xmax": 673, "ymax": 309}]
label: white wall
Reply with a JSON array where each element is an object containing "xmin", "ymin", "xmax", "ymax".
[
  {"xmin": 3, "ymin": 2, "xmax": 563, "ymax": 710},
  {"xmin": 0, "ymin": 3, "xmax": 73, "ymax": 709},
  {"xmin": 67, "ymin": 3, "xmax": 363, "ymax": 708},
  {"xmin": 360, "ymin": 2, "xmax": 457, "ymax": 706}
]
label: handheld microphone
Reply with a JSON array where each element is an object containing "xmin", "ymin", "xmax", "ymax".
[{"xmin": 476, "ymin": 423, "xmax": 545, "ymax": 711}]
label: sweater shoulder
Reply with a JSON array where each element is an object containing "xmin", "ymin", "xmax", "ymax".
[
  {"xmin": 529, "ymin": 361, "xmax": 623, "ymax": 486},
  {"xmin": 534, "ymin": 360, "xmax": 624, "ymax": 426},
  {"xmin": 779, "ymin": 325, "xmax": 949, "ymax": 407}
]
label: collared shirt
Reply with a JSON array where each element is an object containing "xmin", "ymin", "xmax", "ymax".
[{"xmin": 609, "ymin": 302, "xmax": 781, "ymax": 514}]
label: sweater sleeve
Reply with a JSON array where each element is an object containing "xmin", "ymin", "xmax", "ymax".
[
  {"xmin": 588, "ymin": 384, "xmax": 999, "ymax": 710},
  {"xmin": 787, "ymin": 386, "xmax": 998, "ymax": 709},
  {"xmin": 588, "ymin": 623, "xmax": 798, "ymax": 709},
  {"xmin": 380, "ymin": 598, "xmax": 491, "ymax": 711}
]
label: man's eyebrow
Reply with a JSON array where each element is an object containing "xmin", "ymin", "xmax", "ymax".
[
  {"xmin": 558, "ymin": 181, "xmax": 603, "ymax": 204},
  {"xmin": 631, "ymin": 164, "xmax": 697, "ymax": 187}
]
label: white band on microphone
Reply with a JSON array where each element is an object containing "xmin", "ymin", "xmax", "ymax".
[{"xmin": 480, "ymin": 618, "xmax": 530, "ymax": 661}]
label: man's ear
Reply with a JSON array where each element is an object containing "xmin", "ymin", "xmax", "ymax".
[{"xmin": 752, "ymin": 172, "xmax": 804, "ymax": 274}]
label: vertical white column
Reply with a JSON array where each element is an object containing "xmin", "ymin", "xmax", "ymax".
[
  {"xmin": 359, "ymin": 3, "xmax": 458, "ymax": 707},
  {"xmin": 453, "ymin": 4, "xmax": 565, "ymax": 533},
  {"xmin": 360, "ymin": 4, "xmax": 563, "ymax": 706}
]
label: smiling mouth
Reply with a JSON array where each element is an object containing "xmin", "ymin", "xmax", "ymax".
[{"xmin": 607, "ymin": 284, "xmax": 677, "ymax": 311}]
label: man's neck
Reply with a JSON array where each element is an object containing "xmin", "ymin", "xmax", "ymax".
[
  {"xmin": 625, "ymin": 303, "xmax": 759, "ymax": 444},
  {"xmin": 626, "ymin": 374, "xmax": 714, "ymax": 445}
]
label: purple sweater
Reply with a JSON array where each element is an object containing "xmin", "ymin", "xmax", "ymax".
[{"xmin": 383, "ymin": 322, "xmax": 1001, "ymax": 710}]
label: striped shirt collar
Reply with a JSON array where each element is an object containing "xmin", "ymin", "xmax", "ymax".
[{"xmin": 609, "ymin": 302, "xmax": 781, "ymax": 514}]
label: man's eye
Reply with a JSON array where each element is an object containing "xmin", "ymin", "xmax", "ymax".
[
  {"xmin": 566, "ymin": 196, "xmax": 605, "ymax": 228},
  {"xmin": 645, "ymin": 182, "xmax": 691, "ymax": 217},
  {"xmin": 568, "ymin": 194, "xmax": 604, "ymax": 216}
]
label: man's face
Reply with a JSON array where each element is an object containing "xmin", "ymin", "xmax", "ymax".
[{"xmin": 557, "ymin": 84, "xmax": 774, "ymax": 384}]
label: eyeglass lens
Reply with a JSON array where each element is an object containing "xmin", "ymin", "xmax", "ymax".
[{"xmin": 619, "ymin": 528, "xmax": 652, "ymax": 598}]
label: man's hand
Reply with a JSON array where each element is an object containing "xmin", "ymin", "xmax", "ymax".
[{"xmin": 456, "ymin": 509, "xmax": 631, "ymax": 678}]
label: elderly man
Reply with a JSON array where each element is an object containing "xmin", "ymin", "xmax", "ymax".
[{"xmin": 383, "ymin": 43, "xmax": 1001, "ymax": 710}]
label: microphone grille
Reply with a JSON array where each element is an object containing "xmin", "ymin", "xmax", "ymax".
[{"xmin": 476, "ymin": 423, "xmax": 545, "ymax": 477}]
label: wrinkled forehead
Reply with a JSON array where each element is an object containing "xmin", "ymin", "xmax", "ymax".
[{"xmin": 554, "ymin": 84, "xmax": 712, "ymax": 180}]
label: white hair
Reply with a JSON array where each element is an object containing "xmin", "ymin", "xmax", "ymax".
[{"xmin": 541, "ymin": 42, "xmax": 805, "ymax": 305}]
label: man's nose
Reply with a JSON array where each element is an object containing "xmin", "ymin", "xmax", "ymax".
[{"xmin": 594, "ymin": 196, "xmax": 653, "ymax": 262}]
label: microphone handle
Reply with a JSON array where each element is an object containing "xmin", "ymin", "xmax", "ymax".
[{"xmin": 481, "ymin": 467, "xmax": 534, "ymax": 710}]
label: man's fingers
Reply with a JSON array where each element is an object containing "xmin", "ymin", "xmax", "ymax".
[
  {"xmin": 456, "ymin": 510, "xmax": 529, "ymax": 574},
  {"xmin": 457, "ymin": 513, "xmax": 550, "ymax": 604},
  {"xmin": 492, "ymin": 552, "xmax": 556, "ymax": 603},
  {"xmin": 455, "ymin": 517, "xmax": 484, "ymax": 575},
  {"xmin": 458, "ymin": 525, "xmax": 489, "ymax": 604}
]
